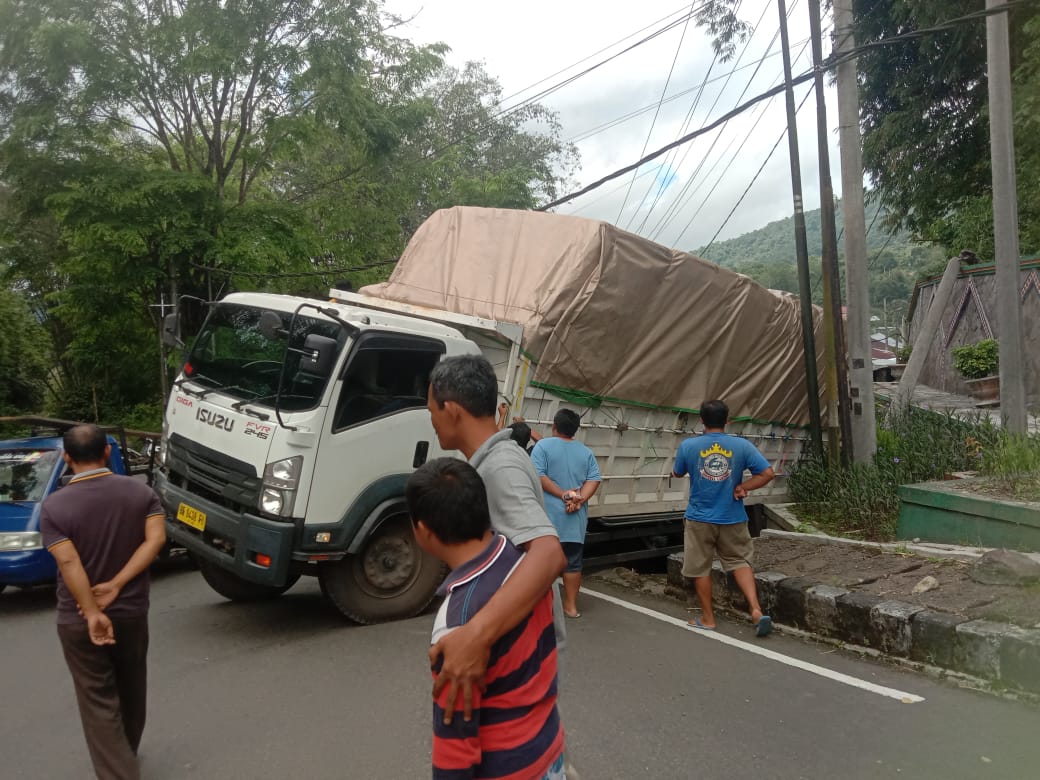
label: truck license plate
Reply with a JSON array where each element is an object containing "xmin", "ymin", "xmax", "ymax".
[{"xmin": 176, "ymin": 502, "xmax": 206, "ymax": 531}]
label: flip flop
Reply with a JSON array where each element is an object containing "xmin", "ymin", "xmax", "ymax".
[
  {"xmin": 687, "ymin": 617, "xmax": 716, "ymax": 631},
  {"xmin": 564, "ymin": 611, "xmax": 581, "ymax": 619},
  {"xmin": 755, "ymin": 615, "xmax": 773, "ymax": 637}
]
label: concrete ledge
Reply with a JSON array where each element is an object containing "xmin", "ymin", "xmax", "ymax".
[
  {"xmin": 663, "ymin": 550, "xmax": 1035, "ymax": 695},
  {"xmin": 999, "ymin": 628, "xmax": 1040, "ymax": 694},
  {"xmin": 804, "ymin": 584, "xmax": 849, "ymax": 638},
  {"xmin": 909, "ymin": 610, "xmax": 967, "ymax": 668}
]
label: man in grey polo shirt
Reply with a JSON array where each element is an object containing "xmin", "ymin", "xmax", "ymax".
[{"xmin": 425, "ymin": 355, "xmax": 567, "ymax": 719}]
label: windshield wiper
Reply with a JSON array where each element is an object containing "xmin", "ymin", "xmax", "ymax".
[
  {"xmin": 174, "ymin": 372, "xmax": 221, "ymax": 398},
  {"xmin": 230, "ymin": 398, "xmax": 272, "ymax": 421}
]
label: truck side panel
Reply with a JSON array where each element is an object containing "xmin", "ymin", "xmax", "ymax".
[{"xmin": 469, "ymin": 331, "xmax": 808, "ymax": 519}]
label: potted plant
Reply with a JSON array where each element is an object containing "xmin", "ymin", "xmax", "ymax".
[{"xmin": 951, "ymin": 338, "xmax": 999, "ymax": 403}]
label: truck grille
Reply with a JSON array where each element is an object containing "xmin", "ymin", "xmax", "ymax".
[{"xmin": 166, "ymin": 433, "xmax": 261, "ymax": 514}]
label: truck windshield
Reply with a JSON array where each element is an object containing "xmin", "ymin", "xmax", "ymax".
[
  {"xmin": 0, "ymin": 449, "xmax": 59, "ymax": 503},
  {"xmin": 184, "ymin": 303, "xmax": 346, "ymax": 411}
]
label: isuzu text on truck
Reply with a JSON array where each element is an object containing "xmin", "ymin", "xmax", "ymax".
[{"xmin": 157, "ymin": 207, "xmax": 821, "ymax": 623}]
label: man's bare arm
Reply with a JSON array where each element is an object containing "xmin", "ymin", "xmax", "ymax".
[
  {"xmin": 734, "ymin": 467, "xmax": 775, "ymax": 499},
  {"xmin": 49, "ymin": 541, "xmax": 114, "ymax": 645},
  {"xmin": 92, "ymin": 514, "xmax": 166, "ymax": 610}
]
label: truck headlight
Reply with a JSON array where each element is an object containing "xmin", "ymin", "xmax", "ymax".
[
  {"xmin": 0, "ymin": 532, "xmax": 43, "ymax": 551},
  {"xmin": 260, "ymin": 488, "xmax": 285, "ymax": 516},
  {"xmin": 259, "ymin": 456, "xmax": 302, "ymax": 518}
]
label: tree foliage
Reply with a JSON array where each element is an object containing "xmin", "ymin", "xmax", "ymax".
[
  {"xmin": 854, "ymin": 0, "xmax": 1040, "ymax": 257},
  {"xmin": 0, "ymin": 285, "xmax": 50, "ymax": 414},
  {"xmin": 0, "ymin": 1, "xmax": 579, "ymax": 420}
]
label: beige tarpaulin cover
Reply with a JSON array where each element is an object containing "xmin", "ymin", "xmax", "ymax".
[{"xmin": 362, "ymin": 207, "xmax": 825, "ymax": 427}]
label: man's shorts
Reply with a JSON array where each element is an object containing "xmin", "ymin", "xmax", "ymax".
[
  {"xmin": 561, "ymin": 542, "xmax": 584, "ymax": 573},
  {"xmin": 681, "ymin": 519, "xmax": 754, "ymax": 578}
]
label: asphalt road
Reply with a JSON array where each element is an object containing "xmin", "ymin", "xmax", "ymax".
[{"xmin": 2, "ymin": 563, "xmax": 1038, "ymax": 780}]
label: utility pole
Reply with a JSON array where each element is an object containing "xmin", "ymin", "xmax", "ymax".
[
  {"xmin": 833, "ymin": 0, "xmax": 877, "ymax": 462},
  {"xmin": 778, "ymin": 0, "xmax": 824, "ymax": 456},
  {"xmin": 809, "ymin": 0, "xmax": 853, "ymax": 464},
  {"xmin": 986, "ymin": 0, "xmax": 1026, "ymax": 433}
]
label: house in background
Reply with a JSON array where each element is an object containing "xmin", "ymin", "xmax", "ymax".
[{"xmin": 905, "ymin": 255, "xmax": 1040, "ymax": 404}]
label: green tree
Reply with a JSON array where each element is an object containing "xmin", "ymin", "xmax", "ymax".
[
  {"xmin": 0, "ymin": 286, "xmax": 51, "ymax": 414},
  {"xmin": 0, "ymin": 1, "xmax": 583, "ymax": 422},
  {"xmin": 854, "ymin": 0, "xmax": 1040, "ymax": 257}
]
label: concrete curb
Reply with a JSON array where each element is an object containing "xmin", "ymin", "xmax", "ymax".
[{"xmin": 666, "ymin": 554, "xmax": 1040, "ymax": 696}]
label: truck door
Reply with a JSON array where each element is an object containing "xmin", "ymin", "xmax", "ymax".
[{"xmin": 306, "ymin": 333, "xmax": 447, "ymax": 525}]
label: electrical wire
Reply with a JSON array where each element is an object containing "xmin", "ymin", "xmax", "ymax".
[
  {"xmin": 543, "ymin": 1, "xmax": 1028, "ymax": 214},
  {"xmin": 667, "ymin": 28, "xmax": 823, "ymax": 247},
  {"xmin": 634, "ymin": 0, "xmax": 768, "ymax": 237},
  {"xmin": 616, "ymin": 2, "xmax": 700, "ymax": 227},
  {"xmin": 698, "ymin": 83, "xmax": 815, "ymax": 257},
  {"xmin": 645, "ymin": 2, "xmax": 793, "ymax": 241}
]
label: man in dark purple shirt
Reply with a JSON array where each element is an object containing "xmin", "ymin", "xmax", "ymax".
[{"xmin": 41, "ymin": 425, "xmax": 166, "ymax": 780}]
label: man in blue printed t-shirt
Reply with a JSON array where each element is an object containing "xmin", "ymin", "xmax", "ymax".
[
  {"xmin": 532, "ymin": 409, "xmax": 601, "ymax": 619},
  {"xmin": 672, "ymin": 399, "xmax": 775, "ymax": 637}
]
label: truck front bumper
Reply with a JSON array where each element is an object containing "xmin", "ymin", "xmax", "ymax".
[{"xmin": 155, "ymin": 471, "xmax": 295, "ymax": 588}]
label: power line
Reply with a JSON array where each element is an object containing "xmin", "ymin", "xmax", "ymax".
[
  {"xmin": 190, "ymin": 259, "xmax": 396, "ymax": 280},
  {"xmin": 699, "ymin": 84, "xmax": 815, "ymax": 256},
  {"xmin": 539, "ymin": 64, "xmax": 818, "ymax": 212},
  {"xmin": 564, "ymin": 46, "xmax": 798, "ymax": 145},
  {"xmin": 667, "ymin": 26, "xmax": 824, "ymax": 247},
  {"xmin": 617, "ymin": 2, "xmax": 699, "ymax": 227},
  {"xmin": 645, "ymin": 1, "xmax": 790, "ymax": 241},
  {"xmin": 495, "ymin": 2, "xmax": 702, "ymax": 109},
  {"xmin": 542, "ymin": 0, "xmax": 1016, "ymax": 216}
]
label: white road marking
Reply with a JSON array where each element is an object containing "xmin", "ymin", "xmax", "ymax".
[{"xmin": 582, "ymin": 588, "xmax": 925, "ymax": 704}]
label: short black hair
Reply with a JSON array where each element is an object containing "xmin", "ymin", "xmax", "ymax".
[
  {"xmin": 406, "ymin": 458, "xmax": 491, "ymax": 544},
  {"xmin": 553, "ymin": 408, "xmax": 581, "ymax": 437},
  {"xmin": 63, "ymin": 424, "xmax": 108, "ymax": 463},
  {"xmin": 428, "ymin": 355, "xmax": 498, "ymax": 419},
  {"xmin": 508, "ymin": 421, "xmax": 532, "ymax": 449},
  {"xmin": 700, "ymin": 400, "xmax": 729, "ymax": 429}
]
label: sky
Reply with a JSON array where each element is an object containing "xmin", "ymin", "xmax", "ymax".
[{"xmin": 383, "ymin": 0, "xmax": 848, "ymax": 255}]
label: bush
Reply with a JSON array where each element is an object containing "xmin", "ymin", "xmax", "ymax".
[
  {"xmin": 788, "ymin": 406, "xmax": 1002, "ymax": 540},
  {"xmin": 951, "ymin": 338, "xmax": 999, "ymax": 379},
  {"xmin": 896, "ymin": 344, "xmax": 912, "ymax": 364}
]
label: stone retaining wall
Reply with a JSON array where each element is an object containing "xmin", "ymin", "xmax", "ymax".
[{"xmin": 666, "ymin": 554, "xmax": 1040, "ymax": 696}]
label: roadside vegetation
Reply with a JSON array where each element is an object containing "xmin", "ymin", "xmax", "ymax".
[{"xmin": 788, "ymin": 407, "xmax": 1040, "ymax": 541}]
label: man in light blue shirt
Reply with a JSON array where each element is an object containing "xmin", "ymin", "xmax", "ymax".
[
  {"xmin": 532, "ymin": 409, "xmax": 601, "ymax": 619},
  {"xmin": 672, "ymin": 399, "xmax": 775, "ymax": 637}
]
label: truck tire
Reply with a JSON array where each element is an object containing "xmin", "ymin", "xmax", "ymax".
[
  {"xmin": 319, "ymin": 505, "xmax": 446, "ymax": 624},
  {"xmin": 197, "ymin": 559, "xmax": 299, "ymax": 602}
]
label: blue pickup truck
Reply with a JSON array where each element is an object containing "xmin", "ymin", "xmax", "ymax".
[{"xmin": 0, "ymin": 417, "xmax": 160, "ymax": 593}]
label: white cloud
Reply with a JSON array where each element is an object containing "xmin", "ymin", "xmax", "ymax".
[{"xmin": 384, "ymin": 0, "xmax": 849, "ymax": 251}]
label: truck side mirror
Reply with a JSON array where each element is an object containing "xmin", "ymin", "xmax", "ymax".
[
  {"xmin": 161, "ymin": 312, "xmax": 182, "ymax": 348},
  {"xmin": 299, "ymin": 334, "xmax": 337, "ymax": 377}
]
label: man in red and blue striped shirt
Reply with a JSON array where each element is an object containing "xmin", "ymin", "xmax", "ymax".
[{"xmin": 407, "ymin": 458, "xmax": 564, "ymax": 780}]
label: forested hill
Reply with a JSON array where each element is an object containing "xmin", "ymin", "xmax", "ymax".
[
  {"xmin": 695, "ymin": 201, "xmax": 915, "ymax": 268},
  {"xmin": 692, "ymin": 201, "xmax": 947, "ymax": 323}
]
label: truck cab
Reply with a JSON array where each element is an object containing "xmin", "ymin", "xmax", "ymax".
[
  {"xmin": 0, "ymin": 420, "xmax": 132, "ymax": 592},
  {"xmin": 157, "ymin": 293, "xmax": 484, "ymax": 622}
]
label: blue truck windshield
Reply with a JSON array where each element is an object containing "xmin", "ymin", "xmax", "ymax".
[
  {"xmin": 0, "ymin": 449, "xmax": 59, "ymax": 503},
  {"xmin": 184, "ymin": 303, "xmax": 346, "ymax": 411}
]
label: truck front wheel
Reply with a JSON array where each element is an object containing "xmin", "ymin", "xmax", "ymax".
[
  {"xmin": 197, "ymin": 560, "xmax": 299, "ymax": 602},
  {"xmin": 319, "ymin": 506, "xmax": 445, "ymax": 624}
]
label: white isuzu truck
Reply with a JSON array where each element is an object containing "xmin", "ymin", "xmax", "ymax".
[{"xmin": 157, "ymin": 207, "xmax": 821, "ymax": 623}]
